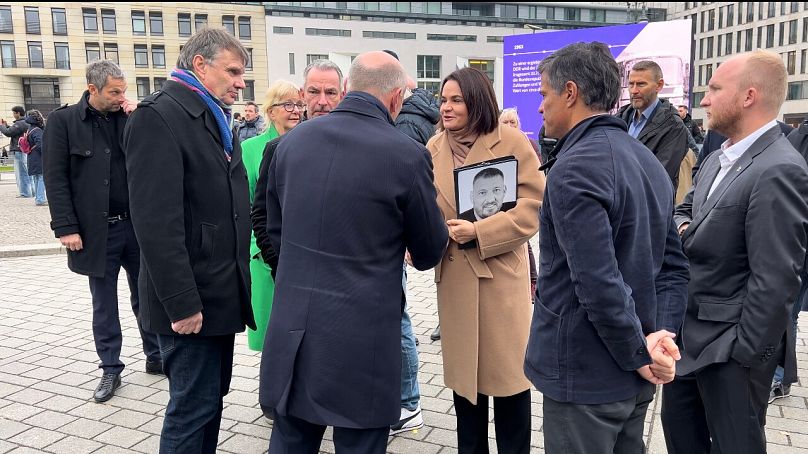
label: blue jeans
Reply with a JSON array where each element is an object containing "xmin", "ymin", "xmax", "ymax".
[
  {"xmin": 158, "ymin": 334, "xmax": 235, "ymax": 454},
  {"xmin": 14, "ymin": 151, "xmax": 32, "ymax": 197},
  {"xmin": 773, "ymin": 263, "xmax": 807, "ymax": 384},
  {"xmin": 401, "ymin": 267, "xmax": 420, "ymax": 411},
  {"xmin": 31, "ymin": 174, "xmax": 46, "ymax": 204}
]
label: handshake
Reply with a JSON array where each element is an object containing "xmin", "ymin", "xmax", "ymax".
[{"xmin": 636, "ymin": 330, "xmax": 680, "ymax": 385}]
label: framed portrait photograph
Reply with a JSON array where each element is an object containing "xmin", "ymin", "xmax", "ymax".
[{"xmin": 453, "ymin": 156, "xmax": 518, "ymax": 249}]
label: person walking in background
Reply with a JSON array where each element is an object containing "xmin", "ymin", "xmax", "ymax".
[
  {"xmin": 1, "ymin": 105, "xmax": 31, "ymax": 198},
  {"xmin": 241, "ymin": 80, "xmax": 302, "ymax": 352},
  {"xmin": 23, "ymin": 109, "xmax": 46, "ymax": 206},
  {"xmin": 427, "ymin": 67, "xmax": 544, "ymax": 453},
  {"xmin": 124, "ymin": 28, "xmax": 255, "ymax": 452},
  {"xmin": 43, "ymin": 60, "xmax": 159, "ymax": 404},
  {"xmin": 260, "ymin": 51, "xmax": 447, "ymax": 453},
  {"xmin": 527, "ymin": 42, "xmax": 688, "ymax": 454}
]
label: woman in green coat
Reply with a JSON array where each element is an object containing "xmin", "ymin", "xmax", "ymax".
[{"xmin": 241, "ymin": 80, "xmax": 303, "ymax": 351}]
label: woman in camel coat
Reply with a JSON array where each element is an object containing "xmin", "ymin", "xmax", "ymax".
[{"xmin": 426, "ymin": 67, "xmax": 545, "ymax": 453}]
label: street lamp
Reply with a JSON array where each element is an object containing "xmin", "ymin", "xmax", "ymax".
[
  {"xmin": 627, "ymin": 2, "xmax": 649, "ymax": 23},
  {"xmin": 523, "ymin": 24, "xmax": 544, "ymax": 33}
]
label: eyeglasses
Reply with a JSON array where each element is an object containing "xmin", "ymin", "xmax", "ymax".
[{"xmin": 271, "ymin": 101, "xmax": 306, "ymax": 112}]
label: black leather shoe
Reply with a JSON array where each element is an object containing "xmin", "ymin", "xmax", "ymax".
[
  {"xmin": 430, "ymin": 325, "xmax": 441, "ymax": 341},
  {"xmin": 145, "ymin": 359, "xmax": 164, "ymax": 375},
  {"xmin": 93, "ymin": 373, "xmax": 121, "ymax": 403}
]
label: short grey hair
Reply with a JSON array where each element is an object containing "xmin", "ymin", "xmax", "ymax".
[
  {"xmin": 538, "ymin": 41, "xmax": 620, "ymax": 112},
  {"xmin": 347, "ymin": 57, "xmax": 407, "ymax": 96},
  {"xmin": 86, "ymin": 60, "xmax": 125, "ymax": 90},
  {"xmin": 303, "ymin": 59, "xmax": 344, "ymax": 88},
  {"xmin": 630, "ymin": 60, "xmax": 663, "ymax": 82},
  {"xmin": 177, "ymin": 27, "xmax": 249, "ymax": 71}
]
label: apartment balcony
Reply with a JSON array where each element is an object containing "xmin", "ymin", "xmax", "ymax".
[{"xmin": 1, "ymin": 59, "xmax": 72, "ymax": 77}]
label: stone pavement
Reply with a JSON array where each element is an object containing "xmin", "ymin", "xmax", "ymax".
[
  {"xmin": 0, "ymin": 172, "xmax": 60, "ymax": 254},
  {"xmin": 2, "ymin": 254, "xmax": 808, "ymax": 453}
]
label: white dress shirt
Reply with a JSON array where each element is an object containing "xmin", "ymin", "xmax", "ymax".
[{"xmin": 707, "ymin": 119, "xmax": 779, "ymax": 198}]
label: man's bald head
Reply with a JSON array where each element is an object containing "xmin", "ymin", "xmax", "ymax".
[
  {"xmin": 348, "ymin": 51, "xmax": 408, "ymax": 98},
  {"xmin": 733, "ymin": 50, "xmax": 787, "ymax": 114}
]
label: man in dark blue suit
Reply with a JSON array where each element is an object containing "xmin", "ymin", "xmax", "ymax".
[
  {"xmin": 525, "ymin": 42, "xmax": 689, "ymax": 454},
  {"xmin": 260, "ymin": 51, "xmax": 448, "ymax": 453}
]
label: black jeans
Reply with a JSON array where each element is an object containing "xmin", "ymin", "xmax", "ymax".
[
  {"xmin": 453, "ymin": 391, "xmax": 531, "ymax": 454},
  {"xmin": 268, "ymin": 412, "xmax": 389, "ymax": 454},
  {"xmin": 87, "ymin": 219, "xmax": 159, "ymax": 374},
  {"xmin": 543, "ymin": 384, "xmax": 654, "ymax": 454},
  {"xmin": 661, "ymin": 374, "xmax": 710, "ymax": 454},
  {"xmin": 158, "ymin": 334, "xmax": 235, "ymax": 454}
]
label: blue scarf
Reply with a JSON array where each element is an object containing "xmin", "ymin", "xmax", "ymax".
[{"xmin": 170, "ymin": 68, "xmax": 233, "ymax": 160}]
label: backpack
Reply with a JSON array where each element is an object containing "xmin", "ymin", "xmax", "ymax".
[{"xmin": 18, "ymin": 127, "xmax": 36, "ymax": 154}]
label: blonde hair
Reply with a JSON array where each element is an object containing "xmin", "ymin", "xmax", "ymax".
[
  {"xmin": 740, "ymin": 50, "xmax": 786, "ymax": 113},
  {"xmin": 499, "ymin": 108, "xmax": 520, "ymax": 128},
  {"xmin": 261, "ymin": 80, "xmax": 301, "ymax": 117}
]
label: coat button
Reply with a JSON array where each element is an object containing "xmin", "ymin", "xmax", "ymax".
[
  {"xmin": 104, "ymin": 148, "xmax": 110, "ymax": 154},
  {"xmin": 234, "ymin": 213, "xmax": 239, "ymax": 220},
  {"xmin": 637, "ymin": 347, "xmax": 646, "ymax": 355},
  {"xmin": 102, "ymin": 211, "xmax": 108, "ymax": 217},
  {"xmin": 448, "ymin": 255, "xmax": 454, "ymax": 261},
  {"xmin": 103, "ymin": 179, "xmax": 109, "ymax": 186},
  {"xmin": 85, "ymin": 150, "xmax": 91, "ymax": 156}
]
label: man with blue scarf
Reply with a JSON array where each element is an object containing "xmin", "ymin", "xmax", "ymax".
[{"xmin": 124, "ymin": 28, "xmax": 255, "ymax": 453}]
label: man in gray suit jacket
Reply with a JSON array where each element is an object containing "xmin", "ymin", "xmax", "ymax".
[{"xmin": 671, "ymin": 50, "xmax": 808, "ymax": 453}]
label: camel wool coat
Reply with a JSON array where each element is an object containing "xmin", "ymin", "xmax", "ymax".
[{"xmin": 427, "ymin": 124, "xmax": 545, "ymax": 404}]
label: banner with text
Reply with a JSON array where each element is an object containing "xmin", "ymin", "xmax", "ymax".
[{"xmin": 504, "ymin": 20, "xmax": 692, "ymax": 139}]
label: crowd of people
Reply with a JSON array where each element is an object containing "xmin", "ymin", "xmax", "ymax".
[{"xmin": 4, "ymin": 24, "xmax": 807, "ymax": 454}]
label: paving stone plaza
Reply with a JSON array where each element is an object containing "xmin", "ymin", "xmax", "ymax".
[{"xmin": 2, "ymin": 176, "xmax": 808, "ymax": 453}]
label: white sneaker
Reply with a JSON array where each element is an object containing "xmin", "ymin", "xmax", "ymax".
[{"xmin": 390, "ymin": 405, "xmax": 424, "ymax": 435}]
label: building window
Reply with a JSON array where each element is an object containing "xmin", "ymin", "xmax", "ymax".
[
  {"xmin": 195, "ymin": 14, "xmax": 207, "ymax": 31},
  {"xmin": 27, "ymin": 41, "xmax": 42, "ymax": 68},
  {"xmin": 726, "ymin": 3, "xmax": 734, "ymax": 26},
  {"xmin": 487, "ymin": 35, "xmax": 504, "ymax": 43},
  {"xmin": 149, "ymin": 12, "xmax": 163, "ymax": 35},
  {"xmin": 417, "ymin": 81, "xmax": 441, "ymax": 95},
  {"xmin": 101, "ymin": 9, "xmax": 116, "ymax": 34},
  {"xmin": 787, "ymin": 81, "xmax": 808, "ymax": 100},
  {"xmin": 51, "ymin": 8, "xmax": 66, "ymax": 35},
  {"xmin": 705, "ymin": 64, "xmax": 713, "ymax": 83},
  {"xmin": 719, "ymin": 6, "xmax": 724, "ymax": 28},
  {"xmin": 707, "ymin": 8, "xmax": 715, "ymax": 31},
  {"xmin": 546, "ymin": 6, "xmax": 555, "ymax": 20},
  {"xmin": 706, "ymin": 36, "xmax": 714, "ymax": 58},
  {"xmin": 787, "ymin": 50, "xmax": 797, "ymax": 75},
  {"xmin": 767, "ymin": 24, "xmax": 775, "ymax": 47},
  {"xmin": 717, "ymin": 35, "xmax": 723, "ymax": 57},
  {"xmin": 470, "ymin": 59, "xmax": 495, "ymax": 84},
  {"xmin": 793, "ymin": 1, "xmax": 801, "ymax": 13},
  {"xmin": 747, "ymin": 1, "xmax": 755, "ymax": 21},
  {"xmin": 693, "ymin": 91, "xmax": 705, "ymax": 105},
  {"xmin": 104, "ymin": 43, "xmax": 118, "ymax": 64},
  {"xmin": 790, "ymin": 19, "xmax": 798, "ymax": 44},
  {"xmin": 246, "ymin": 48, "xmax": 253, "ymax": 70},
  {"xmin": 725, "ymin": 32, "xmax": 733, "ymax": 55},
  {"xmin": 699, "ymin": 38, "xmax": 704, "ymax": 60},
  {"xmin": 780, "ymin": 22, "xmax": 786, "ymax": 46},
  {"xmin": 178, "ymin": 13, "xmax": 191, "ymax": 37},
  {"xmin": 745, "ymin": 28, "xmax": 753, "ymax": 51},
  {"xmin": 152, "ymin": 45, "xmax": 165, "ymax": 68},
  {"xmin": 802, "ymin": 49, "xmax": 807, "ymax": 74},
  {"xmin": 134, "ymin": 44, "xmax": 148, "ymax": 67},
  {"xmin": 1, "ymin": 40, "xmax": 15, "ymax": 67},
  {"xmin": 154, "ymin": 77, "xmax": 167, "ymax": 92},
  {"xmin": 54, "ymin": 42, "xmax": 69, "ymax": 69},
  {"xmin": 136, "ymin": 77, "xmax": 151, "ymax": 100},
  {"xmin": 305, "ymin": 28, "xmax": 351, "ymax": 37},
  {"xmin": 427, "ymin": 33, "xmax": 476, "ymax": 42},
  {"xmin": 274, "ymin": 26, "xmax": 293, "ymax": 34},
  {"xmin": 306, "ymin": 54, "xmax": 328, "ymax": 65},
  {"xmin": 222, "ymin": 15, "xmax": 235, "ymax": 35},
  {"xmin": 25, "ymin": 7, "xmax": 41, "ymax": 34},
  {"xmin": 85, "ymin": 42, "xmax": 100, "ymax": 62},
  {"xmin": 289, "ymin": 52, "xmax": 295, "ymax": 74},
  {"xmin": 81, "ymin": 8, "xmax": 97, "ymax": 34},
  {"xmin": 736, "ymin": 30, "xmax": 742, "ymax": 53},
  {"xmin": 0, "ymin": 6, "xmax": 11, "ymax": 34},
  {"xmin": 590, "ymin": 9, "xmax": 606, "ymax": 22},
  {"xmin": 768, "ymin": 2, "xmax": 777, "ymax": 17},
  {"xmin": 563, "ymin": 7, "xmax": 581, "ymax": 21},
  {"xmin": 363, "ymin": 31, "xmax": 416, "ymax": 39},
  {"xmin": 132, "ymin": 11, "xmax": 146, "ymax": 35},
  {"xmin": 243, "ymin": 80, "xmax": 255, "ymax": 101},
  {"xmin": 417, "ymin": 55, "xmax": 441, "ymax": 79},
  {"xmin": 238, "ymin": 16, "xmax": 251, "ymax": 39}
]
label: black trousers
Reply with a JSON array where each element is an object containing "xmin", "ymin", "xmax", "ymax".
[
  {"xmin": 268, "ymin": 412, "xmax": 389, "ymax": 454},
  {"xmin": 543, "ymin": 384, "xmax": 654, "ymax": 454},
  {"xmin": 453, "ymin": 390, "xmax": 531, "ymax": 454},
  {"xmin": 661, "ymin": 374, "xmax": 710, "ymax": 454},
  {"xmin": 87, "ymin": 219, "xmax": 159, "ymax": 374},
  {"xmin": 697, "ymin": 354, "xmax": 781, "ymax": 454}
]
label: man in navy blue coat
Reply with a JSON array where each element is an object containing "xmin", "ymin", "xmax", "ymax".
[
  {"xmin": 259, "ymin": 51, "xmax": 448, "ymax": 453},
  {"xmin": 524, "ymin": 42, "xmax": 689, "ymax": 453}
]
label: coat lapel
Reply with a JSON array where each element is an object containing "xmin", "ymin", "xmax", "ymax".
[
  {"xmin": 432, "ymin": 133, "xmax": 458, "ymax": 214},
  {"xmin": 202, "ymin": 111, "xmax": 228, "ymax": 172}
]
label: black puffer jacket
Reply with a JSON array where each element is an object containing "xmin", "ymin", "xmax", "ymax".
[
  {"xmin": 395, "ymin": 88, "xmax": 439, "ymax": 145},
  {"xmin": 681, "ymin": 113, "xmax": 704, "ymax": 144},
  {"xmin": 0, "ymin": 117, "xmax": 28, "ymax": 152}
]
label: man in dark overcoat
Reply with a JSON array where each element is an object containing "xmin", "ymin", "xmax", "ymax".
[
  {"xmin": 43, "ymin": 60, "xmax": 159, "ymax": 403},
  {"xmin": 260, "ymin": 51, "xmax": 448, "ymax": 453}
]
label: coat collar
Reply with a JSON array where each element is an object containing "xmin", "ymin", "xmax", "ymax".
[
  {"xmin": 332, "ymin": 91, "xmax": 395, "ymax": 125},
  {"xmin": 683, "ymin": 125, "xmax": 782, "ymax": 241},
  {"xmin": 541, "ymin": 114, "xmax": 625, "ymax": 172},
  {"xmin": 78, "ymin": 90, "xmax": 127, "ymax": 123}
]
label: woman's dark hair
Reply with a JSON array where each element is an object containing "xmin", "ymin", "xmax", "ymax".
[
  {"xmin": 441, "ymin": 67, "xmax": 499, "ymax": 135},
  {"xmin": 25, "ymin": 109, "xmax": 44, "ymax": 128}
]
